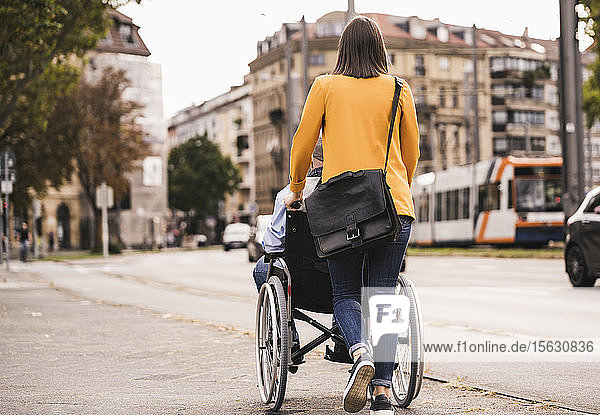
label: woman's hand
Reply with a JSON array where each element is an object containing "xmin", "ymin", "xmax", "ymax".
[{"xmin": 284, "ymin": 190, "xmax": 303, "ymax": 210}]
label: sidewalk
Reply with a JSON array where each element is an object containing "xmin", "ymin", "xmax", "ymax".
[{"xmin": 0, "ymin": 271, "xmax": 577, "ymax": 414}]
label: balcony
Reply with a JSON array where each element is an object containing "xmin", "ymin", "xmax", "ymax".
[{"xmin": 235, "ymin": 150, "xmax": 250, "ymax": 164}]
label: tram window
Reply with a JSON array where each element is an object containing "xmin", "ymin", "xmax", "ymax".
[
  {"xmin": 419, "ymin": 194, "xmax": 430, "ymax": 222},
  {"xmin": 460, "ymin": 188, "xmax": 470, "ymax": 219},
  {"xmin": 435, "ymin": 192, "xmax": 443, "ymax": 221},
  {"xmin": 478, "ymin": 183, "xmax": 500, "ymax": 211},
  {"xmin": 508, "ymin": 180, "xmax": 513, "ymax": 209},
  {"xmin": 515, "ymin": 179, "xmax": 562, "ymax": 212},
  {"xmin": 446, "ymin": 190, "xmax": 459, "ymax": 220}
]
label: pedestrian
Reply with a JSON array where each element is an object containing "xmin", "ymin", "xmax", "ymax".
[
  {"xmin": 284, "ymin": 16, "xmax": 420, "ymax": 414},
  {"xmin": 19, "ymin": 221, "xmax": 31, "ymax": 263},
  {"xmin": 48, "ymin": 231, "xmax": 55, "ymax": 252}
]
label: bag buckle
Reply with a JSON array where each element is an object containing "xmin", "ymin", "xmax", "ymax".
[{"xmin": 346, "ymin": 227, "xmax": 360, "ymax": 241}]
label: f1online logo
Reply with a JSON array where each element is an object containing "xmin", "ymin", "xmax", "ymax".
[{"xmin": 368, "ymin": 295, "xmax": 410, "ymax": 346}]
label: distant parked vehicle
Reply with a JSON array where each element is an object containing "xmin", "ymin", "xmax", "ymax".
[
  {"xmin": 248, "ymin": 215, "xmax": 272, "ymax": 262},
  {"xmin": 565, "ymin": 186, "xmax": 600, "ymax": 287},
  {"xmin": 222, "ymin": 223, "xmax": 251, "ymax": 251}
]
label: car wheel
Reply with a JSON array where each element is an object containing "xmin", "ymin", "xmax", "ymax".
[
  {"xmin": 224, "ymin": 245, "xmax": 230, "ymax": 252},
  {"xmin": 566, "ymin": 245, "xmax": 595, "ymax": 287}
]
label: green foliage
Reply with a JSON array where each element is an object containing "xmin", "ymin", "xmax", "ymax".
[
  {"xmin": 0, "ymin": 0, "xmax": 141, "ymax": 209},
  {"xmin": 72, "ymin": 67, "xmax": 149, "ymax": 208},
  {"xmin": 580, "ymin": 1, "xmax": 600, "ymax": 126},
  {"xmin": 168, "ymin": 135, "xmax": 241, "ymax": 218}
]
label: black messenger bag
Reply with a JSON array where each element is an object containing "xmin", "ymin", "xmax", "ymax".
[{"xmin": 305, "ymin": 77, "xmax": 403, "ymax": 259}]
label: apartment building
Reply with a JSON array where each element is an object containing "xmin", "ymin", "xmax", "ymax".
[
  {"xmin": 249, "ymin": 11, "xmax": 596, "ymax": 214},
  {"xmin": 41, "ymin": 9, "xmax": 168, "ymax": 249},
  {"xmin": 168, "ymin": 84, "xmax": 255, "ymax": 223}
]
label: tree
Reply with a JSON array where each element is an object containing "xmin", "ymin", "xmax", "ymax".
[
  {"xmin": 168, "ymin": 135, "xmax": 241, "ymax": 219},
  {"xmin": 580, "ymin": 1, "xmax": 600, "ymax": 127},
  {"xmin": 69, "ymin": 67, "xmax": 149, "ymax": 247},
  {"xmin": 0, "ymin": 0, "xmax": 140, "ymax": 209}
]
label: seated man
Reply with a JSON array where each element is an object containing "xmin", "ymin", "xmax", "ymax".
[
  {"xmin": 251, "ymin": 152, "xmax": 322, "ymax": 288},
  {"xmin": 252, "ymin": 140, "xmax": 351, "ymax": 365}
]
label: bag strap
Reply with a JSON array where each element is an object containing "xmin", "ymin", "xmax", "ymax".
[{"xmin": 384, "ymin": 76, "xmax": 403, "ymax": 175}]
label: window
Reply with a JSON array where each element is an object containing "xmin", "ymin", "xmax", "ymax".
[
  {"xmin": 509, "ymin": 110, "xmax": 545, "ymax": 125},
  {"xmin": 439, "ymin": 57, "xmax": 450, "ymax": 71},
  {"xmin": 446, "ymin": 190, "xmax": 459, "ymax": 220},
  {"xmin": 119, "ymin": 24, "xmax": 135, "ymax": 44},
  {"xmin": 452, "ymin": 88, "xmax": 458, "ymax": 107},
  {"xmin": 418, "ymin": 194, "xmax": 430, "ymax": 222},
  {"xmin": 460, "ymin": 188, "xmax": 470, "ymax": 219},
  {"xmin": 439, "ymin": 87, "xmax": 446, "ymax": 107},
  {"xmin": 415, "ymin": 55, "xmax": 425, "ymax": 76},
  {"xmin": 493, "ymin": 111, "xmax": 508, "ymax": 125},
  {"xmin": 478, "ymin": 183, "xmax": 501, "ymax": 211},
  {"xmin": 387, "ymin": 53, "xmax": 396, "ymax": 65},
  {"xmin": 531, "ymin": 137, "xmax": 546, "ymax": 152},
  {"xmin": 584, "ymin": 195, "xmax": 600, "ymax": 213},
  {"xmin": 435, "ymin": 192, "xmax": 443, "ymax": 221},
  {"xmin": 508, "ymin": 180, "xmax": 514, "ymax": 209},
  {"xmin": 309, "ymin": 54, "xmax": 325, "ymax": 66},
  {"xmin": 493, "ymin": 137, "xmax": 509, "ymax": 156},
  {"xmin": 515, "ymin": 179, "xmax": 562, "ymax": 212},
  {"xmin": 415, "ymin": 86, "xmax": 427, "ymax": 106}
]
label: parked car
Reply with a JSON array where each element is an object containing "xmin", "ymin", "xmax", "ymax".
[
  {"xmin": 248, "ymin": 215, "xmax": 272, "ymax": 262},
  {"xmin": 565, "ymin": 186, "xmax": 600, "ymax": 287},
  {"xmin": 222, "ymin": 223, "xmax": 251, "ymax": 251}
]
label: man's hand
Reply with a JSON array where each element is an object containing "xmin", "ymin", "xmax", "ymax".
[{"xmin": 284, "ymin": 191, "xmax": 303, "ymax": 210}]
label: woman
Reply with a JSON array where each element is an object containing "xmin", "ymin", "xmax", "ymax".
[{"xmin": 284, "ymin": 16, "xmax": 419, "ymax": 415}]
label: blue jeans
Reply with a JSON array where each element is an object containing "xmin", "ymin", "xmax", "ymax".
[
  {"xmin": 252, "ymin": 256, "xmax": 270, "ymax": 291},
  {"xmin": 327, "ymin": 215, "xmax": 413, "ymax": 388}
]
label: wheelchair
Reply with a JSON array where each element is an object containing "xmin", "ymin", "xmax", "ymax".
[{"xmin": 255, "ymin": 210, "xmax": 424, "ymax": 412}]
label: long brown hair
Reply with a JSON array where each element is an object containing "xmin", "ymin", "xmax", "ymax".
[{"xmin": 332, "ymin": 16, "xmax": 389, "ymax": 78}]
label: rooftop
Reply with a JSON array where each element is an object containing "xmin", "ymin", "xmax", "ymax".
[
  {"xmin": 96, "ymin": 9, "xmax": 150, "ymax": 57},
  {"xmin": 255, "ymin": 11, "xmax": 561, "ymax": 60}
]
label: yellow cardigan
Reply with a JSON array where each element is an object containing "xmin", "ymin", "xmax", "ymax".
[{"xmin": 289, "ymin": 74, "xmax": 420, "ymax": 219}]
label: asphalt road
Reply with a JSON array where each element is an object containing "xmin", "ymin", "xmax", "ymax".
[{"xmin": 2, "ymin": 249, "xmax": 599, "ymax": 414}]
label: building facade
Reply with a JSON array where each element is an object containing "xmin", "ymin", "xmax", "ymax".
[
  {"xmin": 40, "ymin": 9, "xmax": 168, "ymax": 249},
  {"xmin": 248, "ymin": 11, "xmax": 597, "ymax": 214},
  {"xmin": 168, "ymin": 84, "xmax": 255, "ymax": 223}
]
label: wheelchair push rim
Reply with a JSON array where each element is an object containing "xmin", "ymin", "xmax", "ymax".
[
  {"xmin": 390, "ymin": 274, "xmax": 424, "ymax": 409},
  {"xmin": 254, "ymin": 276, "xmax": 289, "ymax": 411}
]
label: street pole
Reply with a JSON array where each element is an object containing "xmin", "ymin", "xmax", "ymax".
[
  {"xmin": 346, "ymin": 0, "xmax": 355, "ymax": 23},
  {"xmin": 525, "ymin": 122, "xmax": 531, "ymax": 154},
  {"xmin": 101, "ymin": 181, "xmax": 109, "ymax": 259},
  {"xmin": 5, "ymin": 195, "xmax": 9, "ymax": 271},
  {"xmin": 301, "ymin": 15, "xmax": 309, "ymax": 100},
  {"xmin": 559, "ymin": 0, "xmax": 586, "ymax": 219},
  {"xmin": 471, "ymin": 24, "xmax": 480, "ymax": 163},
  {"xmin": 470, "ymin": 25, "xmax": 481, "ymax": 238},
  {"xmin": 285, "ymin": 24, "xmax": 293, "ymax": 187}
]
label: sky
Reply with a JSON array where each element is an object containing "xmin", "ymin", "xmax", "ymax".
[{"xmin": 118, "ymin": 0, "xmax": 563, "ymax": 118}]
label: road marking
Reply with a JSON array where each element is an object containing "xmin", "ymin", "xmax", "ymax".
[{"xmin": 465, "ymin": 286, "xmax": 549, "ymax": 296}]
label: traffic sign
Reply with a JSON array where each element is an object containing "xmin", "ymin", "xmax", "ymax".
[
  {"xmin": 0, "ymin": 151, "xmax": 16, "ymax": 169},
  {"xmin": 95, "ymin": 185, "xmax": 114, "ymax": 209},
  {"xmin": 1, "ymin": 181, "xmax": 13, "ymax": 194}
]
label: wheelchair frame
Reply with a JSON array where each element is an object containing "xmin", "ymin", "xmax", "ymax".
[{"xmin": 255, "ymin": 212, "xmax": 424, "ymax": 412}]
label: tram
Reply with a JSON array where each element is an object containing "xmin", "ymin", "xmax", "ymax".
[{"xmin": 411, "ymin": 156, "xmax": 564, "ymax": 246}]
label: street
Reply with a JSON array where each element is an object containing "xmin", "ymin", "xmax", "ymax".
[{"xmin": 1, "ymin": 249, "xmax": 599, "ymax": 414}]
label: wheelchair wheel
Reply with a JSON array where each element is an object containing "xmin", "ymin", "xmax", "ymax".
[
  {"xmin": 391, "ymin": 274, "xmax": 424, "ymax": 408},
  {"xmin": 255, "ymin": 275, "xmax": 289, "ymax": 411}
]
